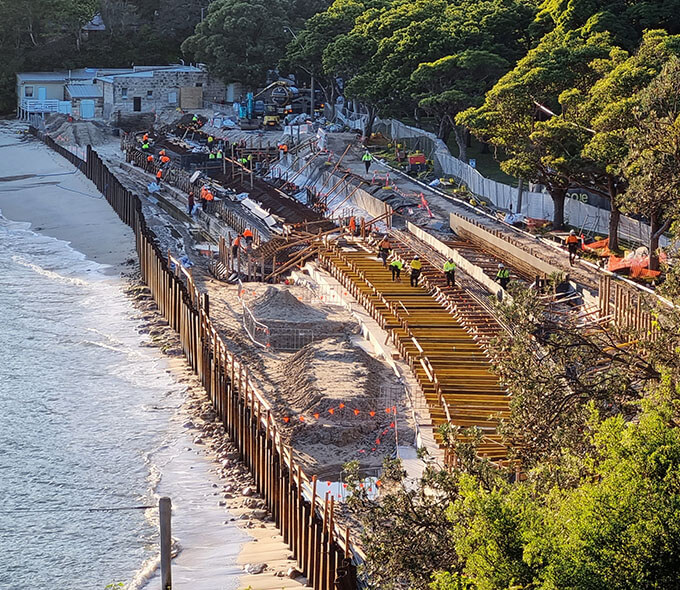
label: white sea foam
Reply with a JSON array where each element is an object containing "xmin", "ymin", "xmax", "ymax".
[{"xmin": 0, "ymin": 128, "xmax": 247, "ymax": 590}]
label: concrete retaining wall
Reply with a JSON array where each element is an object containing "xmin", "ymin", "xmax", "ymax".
[{"xmin": 450, "ymin": 213, "xmax": 561, "ymax": 279}]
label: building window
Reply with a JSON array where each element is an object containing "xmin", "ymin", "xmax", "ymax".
[
  {"xmin": 25, "ymin": 86, "xmax": 34, "ymax": 97},
  {"xmin": 121, "ymin": 87, "xmax": 128, "ymax": 99},
  {"xmin": 147, "ymin": 90, "xmax": 153, "ymax": 98},
  {"xmin": 195, "ymin": 82, "xmax": 203, "ymax": 87},
  {"xmin": 168, "ymin": 91, "xmax": 177, "ymax": 104}
]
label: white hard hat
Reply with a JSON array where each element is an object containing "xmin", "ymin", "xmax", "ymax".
[
  {"xmin": 569, "ymin": 229, "xmax": 575, "ymax": 235},
  {"xmin": 498, "ymin": 263, "xmax": 504, "ymax": 268}
]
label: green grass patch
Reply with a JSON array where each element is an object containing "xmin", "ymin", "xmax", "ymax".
[{"xmin": 446, "ymin": 136, "xmax": 518, "ymax": 187}]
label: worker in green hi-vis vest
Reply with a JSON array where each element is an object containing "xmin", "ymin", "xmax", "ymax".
[
  {"xmin": 389, "ymin": 258, "xmax": 403, "ymax": 282},
  {"xmin": 362, "ymin": 149, "xmax": 373, "ymax": 174},
  {"xmin": 444, "ymin": 258, "xmax": 456, "ymax": 287},
  {"xmin": 496, "ymin": 263, "xmax": 510, "ymax": 289}
]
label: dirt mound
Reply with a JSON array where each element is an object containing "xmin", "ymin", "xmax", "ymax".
[
  {"xmin": 252, "ymin": 286, "xmax": 327, "ymax": 323},
  {"xmin": 114, "ymin": 112, "xmax": 155, "ymax": 133},
  {"xmin": 275, "ymin": 336, "xmax": 403, "ymax": 475},
  {"xmin": 44, "ymin": 115, "xmax": 111, "ymax": 146}
]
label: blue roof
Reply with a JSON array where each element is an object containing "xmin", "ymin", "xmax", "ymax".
[
  {"xmin": 66, "ymin": 84, "xmax": 103, "ymax": 98},
  {"xmin": 18, "ymin": 66, "xmax": 201, "ymax": 84},
  {"xmin": 96, "ymin": 66, "xmax": 203, "ymax": 83}
]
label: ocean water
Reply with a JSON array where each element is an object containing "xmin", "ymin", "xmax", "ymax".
[{"xmin": 0, "ymin": 215, "xmax": 182, "ymax": 590}]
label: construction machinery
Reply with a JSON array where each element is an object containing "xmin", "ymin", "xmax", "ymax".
[
  {"xmin": 238, "ymin": 80, "xmax": 323, "ymax": 130},
  {"xmin": 238, "ymin": 81, "xmax": 297, "ymax": 130},
  {"xmin": 238, "ymin": 92, "xmax": 260, "ymax": 130}
]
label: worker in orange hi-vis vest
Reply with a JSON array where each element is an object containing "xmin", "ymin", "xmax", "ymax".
[
  {"xmin": 243, "ymin": 228, "xmax": 254, "ymax": 247},
  {"xmin": 232, "ymin": 234, "xmax": 241, "ymax": 258},
  {"xmin": 202, "ymin": 188, "xmax": 214, "ymax": 212},
  {"xmin": 155, "ymin": 169, "xmax": 162, "ymax": 186},
  {"xmin": 565, "ymin": 229, "xmax": 581, "ymax": 266}
]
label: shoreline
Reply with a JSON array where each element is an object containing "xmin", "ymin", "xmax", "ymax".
[
  {"xmin": 1, "ymin": 120, "xmax": 247, "ymax": 589},
  {"xmin": 126, "ymin": 278, "xmax": 309, "ymax": 589},
  {"xmin": 0, "ymin": 122, "xmax": 134, "ymax": 276},
  {"xmin": 2, "ymin": 120, "xmax": 306, "ymax": 589}
]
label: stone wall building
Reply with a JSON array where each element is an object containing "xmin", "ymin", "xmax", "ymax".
[
  {"xmin": 17, "ymin": 65, "xmax": 225, "ymax": 121},
  {"xmin": 98, "ymin": 66, "xmax": 226, "ymax": 119},
  {"xmin": 65, "ymin": 84, "xmax": 104, "ymax": 119}
]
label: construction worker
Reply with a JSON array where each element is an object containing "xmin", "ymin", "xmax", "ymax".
[
  {"xmin": 389, "ymin": 258, "xmax": 403, "ymax": 282},
  {"xmin": 207, "ymin": 135, "xmax": 214, "ymax": 146},
  {"xmin": 158, "ymin": 149, "xmax": 166, "ymax": 156},
  {"xmin": 208, "ymin": 151, "xmax": 216, "ymax": 160},
  {"xmin": 187, "ymin": 190, "xmax": 195, "ymax": 215},
  {"xmin": 565, "ymin": 229, "xmax": 581, "ymax": 266},
  {"xmin": 349, "ymin": 216, "xmax": 357, "ymax": 236},
  {"xmin": 141, "ymin": 141, "xmax": 150, "ymax": 152},
  {"xmin": 410, "ymin": 256, "xmax": 422, "ymax": 287},
  {"xmin": 216, "ymin": 149, "xmax": 223, "ymax": 160},
  {"xmin": 202, "ymin": 188, "xmax": 214, "ymax": 212},
  {"xmin": 444, "ymin": 258, "xmax": 456, "ymax": 287},
  {"xmin": 145, "ymin": 153, "xmax": 154, "ymax": 171},
  {"xmin": 496, "ymin": 263, "xmax": 510, "ymax": 289},
  {"xmin": 192, "ymin": 114, "xmax": 199, "ymax": 123},
  {"xmin": 155, "ymin": 169, "xmax": 163, "ymax": 186},
  {"xmin": 232, "ymin": 234, "xmax": 241, "ymax": 258},
  {"xmin": 143, "ymin": 132, "xmax": 149, "ymax": 142},
  {"xmin": 362, "ymin": 149, "xmax": 373, "ymax": 174},
  {"xmin": 378, "ymin": 237, "xmax": 391, "ymax": 267},
  {"xmin": 160, "ymin": 154, "xmax": 170, "ymax": 165},
  {"xmin": 243, "ymin": 228, "xmax": 254, "ymax": 247}
]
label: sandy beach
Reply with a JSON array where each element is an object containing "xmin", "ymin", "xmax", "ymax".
[
  {"xmin": 0, "ymin": 121, "xmax": 134, "ymax": 275},
  {"xmin": 0, "ymin": 120, "xmax": 309, "ymax": 589}
]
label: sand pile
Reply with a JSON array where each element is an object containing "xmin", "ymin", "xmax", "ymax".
[
  {"xmin": 252, "ymin": 286, "xmax": 327, "ymax": 323},
  {"xmin": 44, "ymin": 115, "xmax": 111, "ymax": 146},
  {"xmin": 275, "ymin": 336, "xmax": 403, "ymax": 475},
  {"xmin": 251, "ymin": 287, "xmax": 346, "ymax": 349}
]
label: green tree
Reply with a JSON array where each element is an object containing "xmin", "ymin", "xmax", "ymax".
[
  {"xmin": 490, "ymin": 281, "xmax": 659, "ymax": 468},
  {"xmin": 284, "ymin": 0, "xmax": 367, "ymax": 118},
  {"xmin": 412, "ymin": 51, "xmax": 509, "ymax": 160},
  {"xmin": 430, "ymin": 403, "xmax": 680, "ymax": 590},
  {"xmin": 344, "ymin": 457, "xmax": 466, "ymax": 590},
  {"xmin": 459, "ymin": 29, "xmax": 612, "ymax": 228},
  {"xmin": 182, "ymin": 0, "xmax": 292, "ymax": 88},
  {"xmin": 623, "ymin": 58, "xmax": 680, "ymax": 270},
  {"xmin": 323, "ymin": 0, "xmax": 449, "ymax": 135},
  {"xmin": 542, "ymin": 404, "xmax": 680, "ymax": 588}
]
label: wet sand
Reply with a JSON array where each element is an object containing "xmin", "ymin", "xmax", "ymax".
[{"xmin": 0, "ymin": 122, "xmax": 134, "ymax": 275}]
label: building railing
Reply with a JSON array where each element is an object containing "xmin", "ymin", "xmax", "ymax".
[{"xmin": 21, "ymin": 98, "xmax": 61, "ymax": 113}]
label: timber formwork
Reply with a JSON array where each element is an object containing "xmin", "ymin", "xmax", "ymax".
[
  {"xmin": 386, "ymin": 230, "xmax": 504, "ymax": 352},
  {"xmin": 320, "ymin": 245, "xmax": 510, "ymax": 462}
]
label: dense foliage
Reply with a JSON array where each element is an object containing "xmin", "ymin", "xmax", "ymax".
[
  {"xmin": 345, "ymin": 279, "xmax": 680, "ymax": 589},
  {"xmin": 276, "ymin": 0, "xmax": 680, "ymax": 241},
  {"xmin": 0, "ymin": 0, "xmax": 213, "ymax": 113}
]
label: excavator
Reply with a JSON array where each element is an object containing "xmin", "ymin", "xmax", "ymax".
[{"xmin": 238, "ymin": 80, "xmax": 309, "ymax": 130}]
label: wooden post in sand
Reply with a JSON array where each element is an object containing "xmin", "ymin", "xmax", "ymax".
[{"xmin": 159, "ymin": 496, "xmax": 172, "ymax": 589}]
